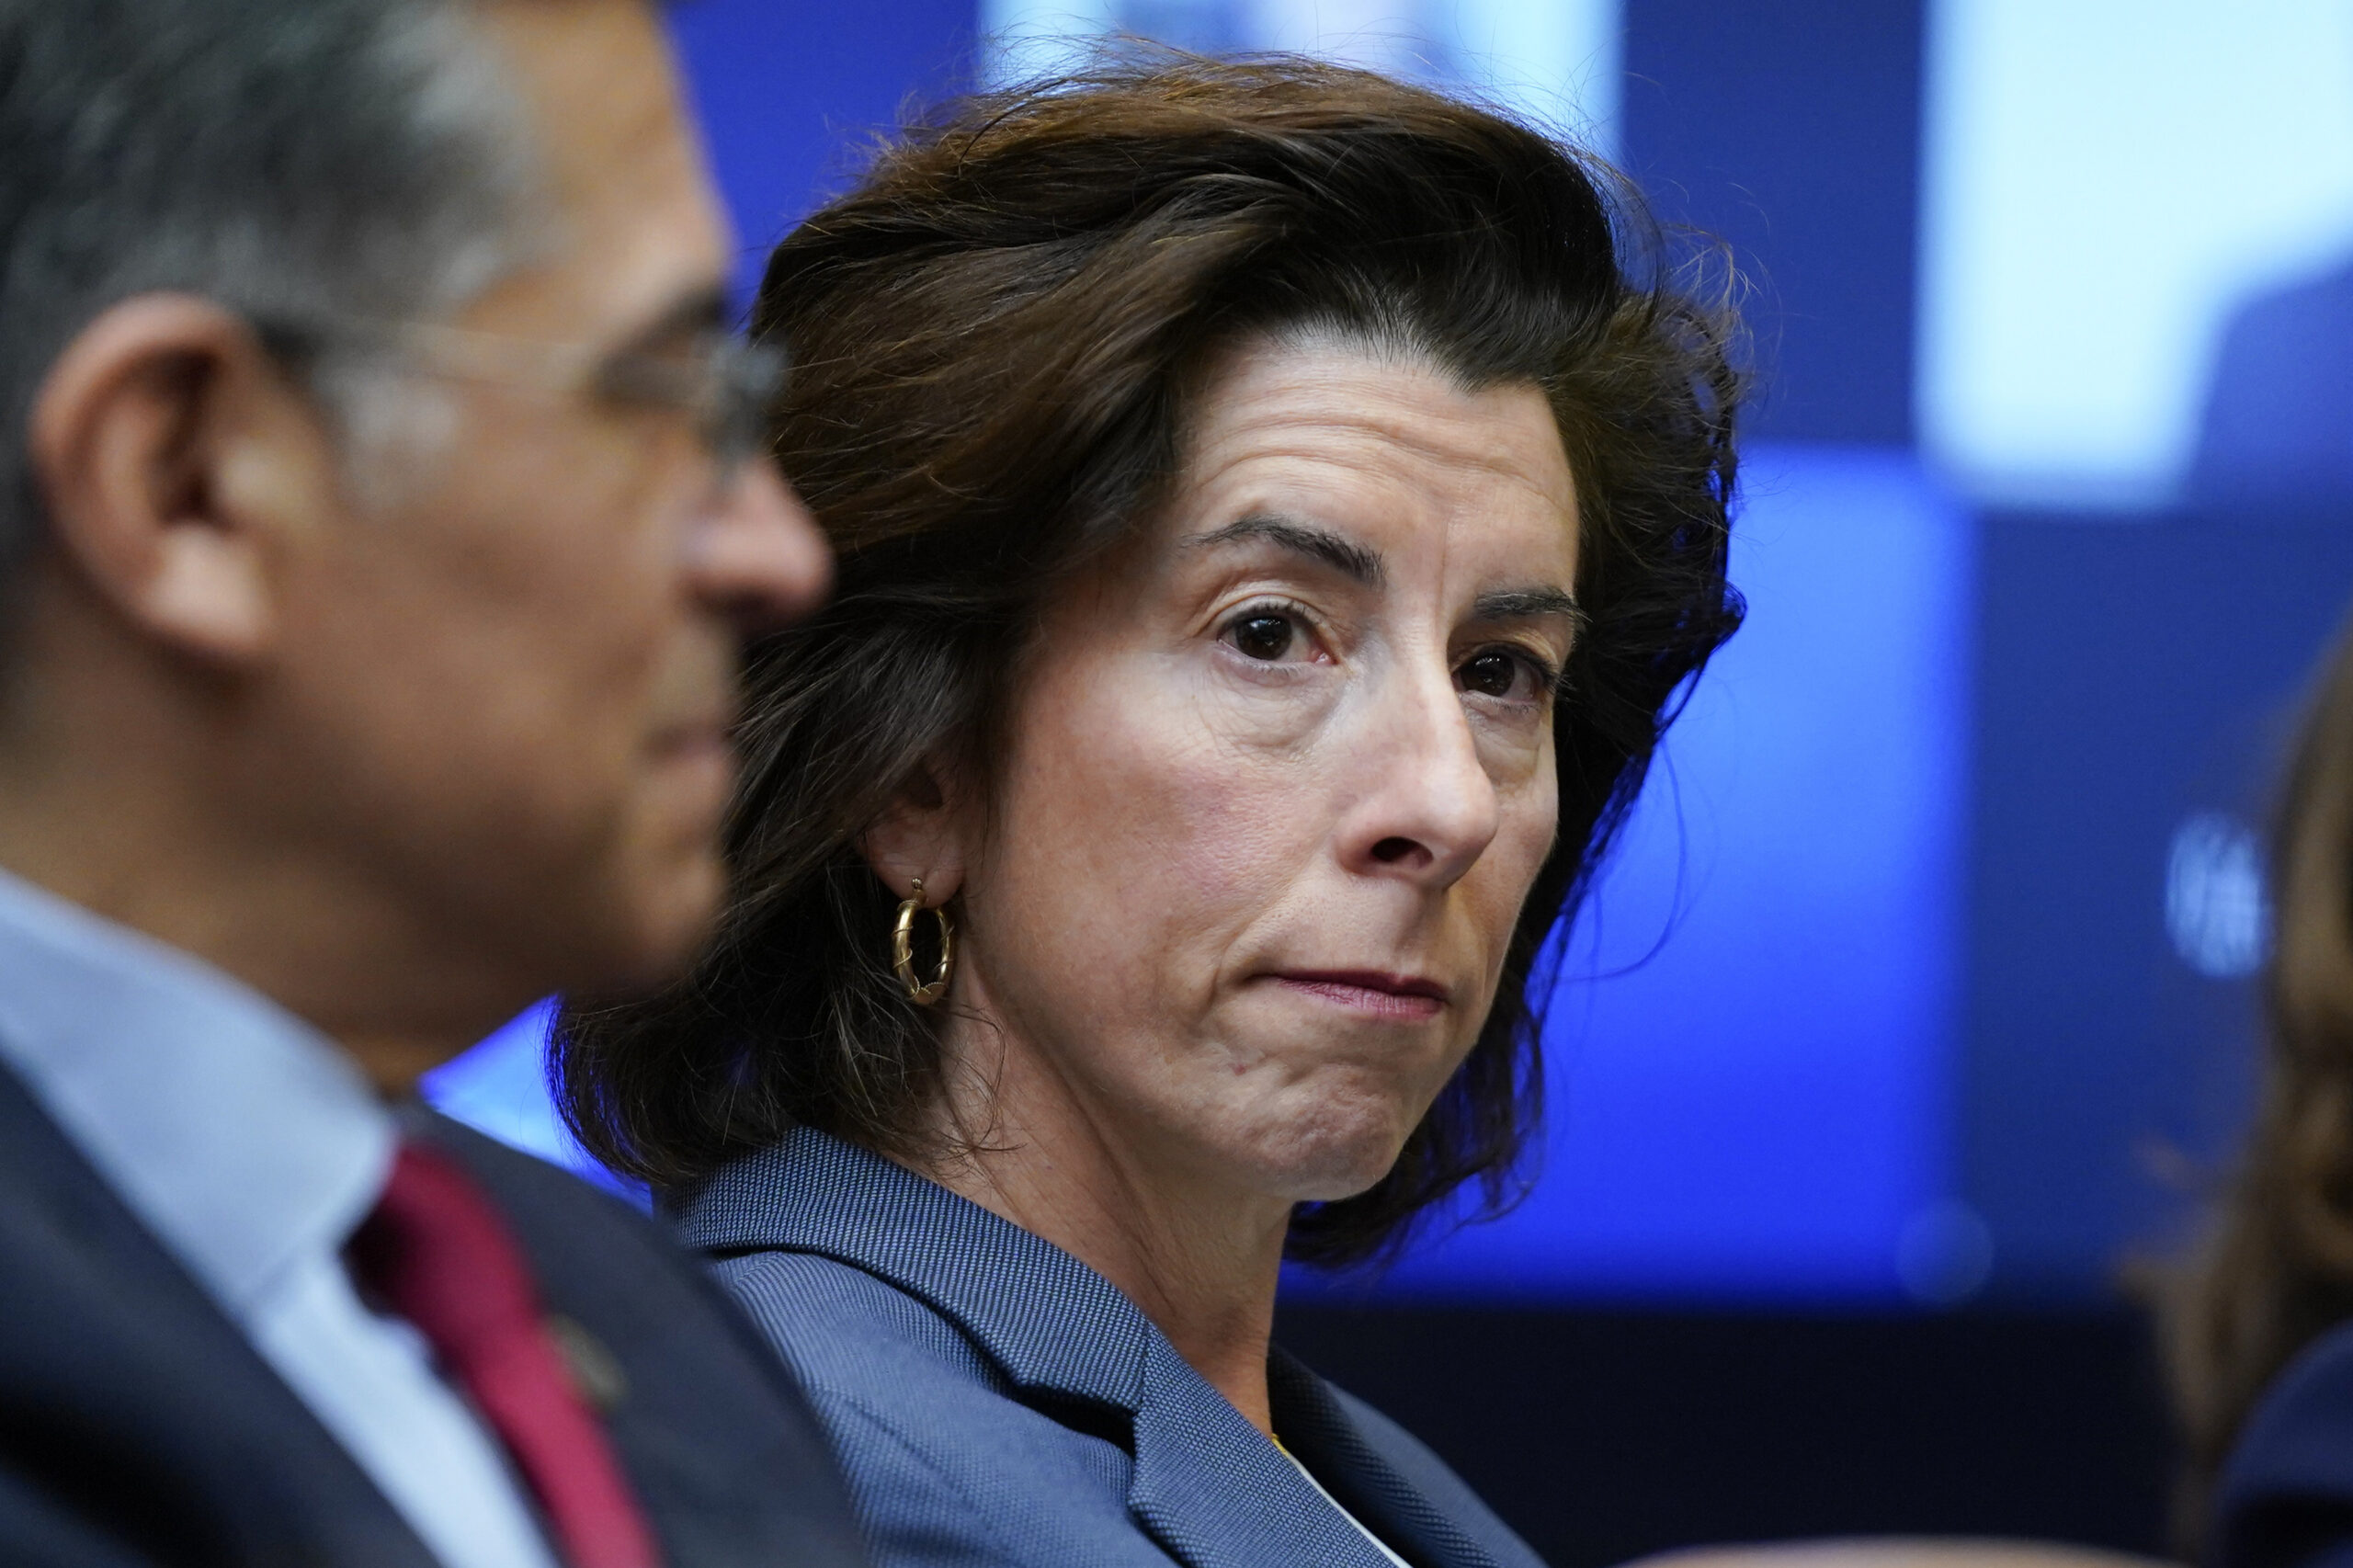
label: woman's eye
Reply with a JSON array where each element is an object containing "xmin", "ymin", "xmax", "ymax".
[
  {"xmin": 1460, "ymin": 650, "xmax": 1539, "ymax": 701},
  {"xmin": 1227, "ymin": 611, "xmax": 1299, "ymax": 662}
]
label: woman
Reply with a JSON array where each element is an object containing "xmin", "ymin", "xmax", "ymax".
[
  {"xmin": 559, "ymin": 57, "xmax": 1742, "ymax": 1568},
  {"xmin": 2170, "ymin": 614, "xmax": 2353, "ymax": 1568}
]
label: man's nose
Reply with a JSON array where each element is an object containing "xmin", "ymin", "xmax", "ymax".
[{"xmin": 683, "ymin": 458, "xmax": 832, "ymax": 634}]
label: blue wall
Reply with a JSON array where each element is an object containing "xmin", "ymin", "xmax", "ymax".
[
  {"xmin": 668, "ymin": 0, "xmax": 972, "ymax": 302},
  {"xmin": 1621, "ymin": 0, "xmax": 1924, "ymax": 445}
]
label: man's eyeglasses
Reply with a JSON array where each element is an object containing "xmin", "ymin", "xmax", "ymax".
[{"xmin": 254, "ymin": 315, "xmax": 789, "ymax": 483}]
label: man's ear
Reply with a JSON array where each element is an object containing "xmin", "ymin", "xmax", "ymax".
[
  {"xmin": 26, "ymin": 293, "xmax": 337, "ymax": 665},
  {"xmin": 860, "ymin": 757, "xmax": 971, "ymax": 904}
]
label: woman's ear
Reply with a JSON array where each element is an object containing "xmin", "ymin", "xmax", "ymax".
[{"xmin": 859, "ymin": 757, "xmax": 970, "ymax": 903}]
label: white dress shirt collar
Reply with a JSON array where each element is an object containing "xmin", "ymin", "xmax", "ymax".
[
  {"xmin": 0, "ymin": 865, "xmax": 391, "ymax": 1323},
  {"xmin": 0, "ymin": 867, "xmax": 562, "ymax": 1568}
]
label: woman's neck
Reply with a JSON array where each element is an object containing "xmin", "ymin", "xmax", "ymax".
[{"xmin": 915, "ymin": 1006, "xmax": 1296, "ymax": 1437}]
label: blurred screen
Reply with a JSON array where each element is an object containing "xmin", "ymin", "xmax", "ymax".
[
  {"xmin": 984, "ymin": 0, "xmax": 1620, "ymax": 151},
  {"xmin": 1919, "ymin": 0, "xmax": 2353, "ymax": 505}
]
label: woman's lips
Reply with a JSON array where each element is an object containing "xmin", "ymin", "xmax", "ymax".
[{"xmin": 1267, "ymin": 970, "xmax": 1449, "ymax": 1022}]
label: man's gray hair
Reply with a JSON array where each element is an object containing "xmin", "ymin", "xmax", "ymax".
[{"xmin": 0, "ymin": 0, "xmax": 543, "ymax": 561}]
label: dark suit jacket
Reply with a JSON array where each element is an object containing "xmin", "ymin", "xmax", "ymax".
[
  {"xmin": 0, "ymin": 1063, "xmax": 869, "ymax": 1568},
  {"xmin": 2213, "ymin": 1319, "xmax": 2353, "ymax": 1568}
]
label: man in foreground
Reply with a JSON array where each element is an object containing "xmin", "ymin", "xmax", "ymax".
[{"xmin": 0, "ymin": 0, "xmax": 862, "ymax": 1562}]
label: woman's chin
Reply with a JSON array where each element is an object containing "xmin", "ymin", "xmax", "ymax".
[{"xmin": 1211, "ymin": 1110, "xmax": 1418, "ymax": 1204}]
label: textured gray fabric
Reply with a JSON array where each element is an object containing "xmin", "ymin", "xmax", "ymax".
[{"xmin": 674, "ymin": 1126, "xmax": 1548, "ymax": 1568}]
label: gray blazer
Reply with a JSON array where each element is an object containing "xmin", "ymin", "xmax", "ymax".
[{"xmin": 673, "ymin": 1125, "xmax": 1548, "ymax": 1568}]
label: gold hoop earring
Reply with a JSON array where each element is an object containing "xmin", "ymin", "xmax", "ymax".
[{"xmin": 892, "ymin": 877, "xmax": 955, "ymax": 1006}]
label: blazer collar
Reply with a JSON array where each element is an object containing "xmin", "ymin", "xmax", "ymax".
[
  {"xmin": 1271, "ymin": 1348, "xmax": 1509, "ymax": 1568},
  {"xmin": 674, "ymin": 1127, "xmax": 1507, "ymax": 1568},
  {"xmin": 671, "ymin": 1124, "xmax": 1153, "ymax": 1411}
]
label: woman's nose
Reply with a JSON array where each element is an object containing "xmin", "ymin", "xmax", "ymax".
[
  {"xmin": 683, "ymin": 458, "xmax": 834, "ymax": 635},
  {"xmin": 1336, "ymin": 665, "xmax": 1503, "ymax": 889}
]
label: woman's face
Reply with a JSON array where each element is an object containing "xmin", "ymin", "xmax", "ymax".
[{"xmin": 951, "ymin": 336, "xmax": 1579, "ymax": 1204}]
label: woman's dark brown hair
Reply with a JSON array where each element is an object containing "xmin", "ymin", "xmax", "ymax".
[
  {"xmin": 2170, "ymin": 612, "xmax": 2353, "ymax": 1540},
  {"xmin": 555, "ymin": 53, "xmax": 1744, "ymax": 1266}
]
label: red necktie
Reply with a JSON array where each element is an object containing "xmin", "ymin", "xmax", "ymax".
[{"xmin": 348, "ymin": 1141, "xmax": 663, "ymax": 1568}]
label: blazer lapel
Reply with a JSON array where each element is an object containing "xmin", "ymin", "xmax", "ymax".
[
  {"xmin": 0, "ymin": 1062, "xmax": 437, "ymax": 1567},
  {"xmin": 1125, "ymin": 1335, "xmax": 1405, "ymax": 1568},
  {"xmin": 1268, "ymin": 1347, "xmax": 1508, "ymax": 1568}
]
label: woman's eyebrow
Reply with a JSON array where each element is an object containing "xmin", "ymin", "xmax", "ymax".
[
  {"xmin": 1187, "ymin": 512, "xmax": 1385, "ymax": 586},
  {"xmin": 1474, "ymin": 585, "xmax": 1586, "ymax": 632}
]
